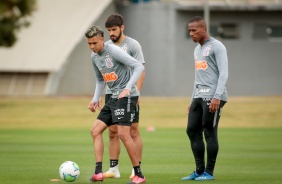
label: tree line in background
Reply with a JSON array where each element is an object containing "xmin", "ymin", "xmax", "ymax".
[{"xmin": 0, "ymin": 0, "xmax": 36, "ymax": 47}]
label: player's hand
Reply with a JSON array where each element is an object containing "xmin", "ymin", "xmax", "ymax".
[
  {"xmin": 187, "ymin": 105, "xmax": 190, "ymax": 114},
  {"xmin": 95, "ymin": 101, "xmax": 102, "ymax": 111},
  {"xmin": 118, "ymin": 89, "xmax": 130, "ymax": 99},
  {"xmin": 88, "ymin": 101, "xmax": 101, "ymax": 112},
  {"xmin": 88, "ymin": 101, "xmax": 96, "ymax": 112},
  {"xmin": 209, "ymin": 98, "xmax": 220, "ymax": 113}
]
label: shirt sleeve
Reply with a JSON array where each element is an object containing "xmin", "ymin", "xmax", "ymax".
[
  {"xmin": 130, "ymin": 40, "xmax": 145, "ymax": 64},
  {"xmin": 110, "ymin": 45, "xmax": 145, "ymax": 91},
  {"xmin": 213, "ymin": 43, "xmax": 228, "ymax": 100},
  {"xmin": 91, "ymin": 57, "xmax": 105, "ymax": 102}
]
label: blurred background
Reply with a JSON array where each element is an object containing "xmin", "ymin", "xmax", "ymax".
[{"xmin": 0, "ymin": 0, "xmax": 281, "ymax": 97}]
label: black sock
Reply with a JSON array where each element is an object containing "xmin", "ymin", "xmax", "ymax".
[
  {"xmin": 196, "ymin": 166, "xmax": 205, "ymax": 175},
  {"xmin": 133, "ymin": 165, "xmax": 144, "ymax": 178},
  {"xmin": 110, "ymin": 159, "xmax": 118, "ymax": 168},
  {"xmin": 95, "ymin": 162, "xmax": 102, "ymax": 174}
]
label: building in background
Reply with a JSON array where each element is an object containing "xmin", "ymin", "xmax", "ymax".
[
  {"xmin": 117, "ymin": 0, "xmax": 282, "ymax": 96},
  {"xmin": 0, "ymin": 0, "xmax": 281, "ymax": 96},
  {"xmin": 0, "ymin": 0, "xmax": 115, "ymax": 96}
]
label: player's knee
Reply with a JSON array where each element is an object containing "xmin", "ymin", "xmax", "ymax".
[
  {"xmin": 130, "ymin": 123, "xmax": 140, "ymax": 137},
  {"xmin": 90, "ymin": 126, "xmax": 102, "ymax": 138},
  {"xmin": 108, "ymin": 125, "xmax": 118, "ymax": 139},
  {"xmin": 90, "ymin": 128, "xmax": 98, "ymax": 138},
  {"xmin": 186, "ymin": 127, "xmax": 199, "ymax": 141},
  {"xmin": 109, "ymin": 129, "xmax": 118, "ymax": 139},
  {"xmin": 117, "ymin": 132, "xmax": 125, "ymax": 141},
  {"xmin": 203, "ymin": 128, "xmax": 217, "ymax": 142},
  {"xmin": 118, "ymin": 132, "xmax": 129, "ymax": 142},
  {"xmin": 130, "ymin": 128, "xmax": 139, "ymax": 138},
  {"xmin": 186, "ymin": 127, "xmax": 192, "ymax": 137}
]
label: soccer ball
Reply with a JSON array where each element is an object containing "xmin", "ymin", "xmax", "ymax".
[{"xmin": 59, "ymin": 161, "xmax": 80, "ymax": 182}]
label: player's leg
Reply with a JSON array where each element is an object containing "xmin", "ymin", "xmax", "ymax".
[
  {"xmin": 90, "ymin": 119, "xmax": 107, "ymax": 182},
  {"xmin": 112, "ymin": 97, "xmax": 146, "ymax": 183},
  {"xmin": 108, "ymin": 124, "xmax": 120, "ymax": 162},
  {"xmin": 182, "ymin": 98, "xmax": 205, "ymax": 180},
  {"xmin": 90, "ymin": 104, "xmax": 112, "ymax": 182},
  {"xmin": 103, "ymin": 94, "xmax": 121, "ymax": 178},
  {"xmin": 197, "ymin": 99, "xmax": 226, "ymax": 180},
  {"xmin": 118, "ymin": 124, "xmax": 146, "ymax": 184},
  {"xmin": 104, "ymin": 124, "xmax": 121, "ymax": 178},
  {"xmin": 118, "ymin": 125, "xmax": 139, "ymax": 165},
  {"xmin": 129, "ymin": 105, "xmax": 143, "ymax": 179}
]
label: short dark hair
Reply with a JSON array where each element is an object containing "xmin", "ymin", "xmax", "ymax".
[
  {"xmin": 85, "ymin": 25, "xmax": 104, "ymax": 38},
  {"xmin": 105, "ymin": 14, "xmax": 124, "ymax": 28},
  {"xmin": 188, "ymin": 16, "xmax": 204, "ymax": 24}
]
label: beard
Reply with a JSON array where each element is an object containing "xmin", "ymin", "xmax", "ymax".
[{"xmin": 110, "ymin": 31, "xmax": 122, "ymax": 43}]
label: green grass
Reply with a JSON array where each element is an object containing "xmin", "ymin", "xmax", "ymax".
[
  {"xmin": 0, "ymin": 128, "xmax": 282, "ymax": 184},
  {"xmin": 0, "ymin": 97, "xmax": 282, "ymax": 183}
]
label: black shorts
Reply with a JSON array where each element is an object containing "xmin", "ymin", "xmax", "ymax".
[
  {"xmin": 133, "ymin": 105, "xmax": 140, "ymax": 123},
  {"xmin": 104, "ymin": 94, "xmax": 140, "ymax": 123},
  {"xmin": 97, "ymin": 96, "xmax": 138, "ymax": 126}
]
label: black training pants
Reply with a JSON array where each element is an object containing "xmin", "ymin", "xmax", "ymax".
[{"xmin": 186, "ymin": 98, "xmax": 226, "ymax": 175}]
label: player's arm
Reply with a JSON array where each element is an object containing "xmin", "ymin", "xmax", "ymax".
[
  {"xmin": 136, "ymin": 66, "xmax": 145, "ymax": 92},
  {"xmin": 214, "ymin": 43, "xmax": 228, "ymax": 99},
  {"xmin": 131, "ymin": 40, "xmax": 146, "ymax": 104},
  {"xmin": 122, "ymin": 62, "xmax": 144, "ymax": 99},
  {"xmin": 133, "ymin": 44, "xmax": 146, "ymax": 92},
  {"xmin": 121, "ymin": 56, "xmax": 144, "ymax": 90},
  {"xmin": 210, "ymin": 43, "xmax": 228, "ymax": 112},
  {"xmin": 110, "ymin": 46, "xmax": 144, "ymax": 98},
  {"xmin": 89, "ymin": 61, "xmax": 105, "ymax": 112},
  {"xmin": 136, "ymin": 65, "xmax": 145, "ymax": 105},
  {"xmin": 189, "ymin": 48, "xmax": 197, "ymax": 113}
]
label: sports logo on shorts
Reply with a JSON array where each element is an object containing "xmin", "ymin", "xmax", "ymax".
[
  {"xmin": 114, "ymin": 108, "xmax": 125, "ymax": 116},
  {"xmin": 203, "ymin": 98, "xmax": 212, "ymax": 101},
  {"xmin": 105, "ymin": 58, "xmax": 113, "ymax": 68}
]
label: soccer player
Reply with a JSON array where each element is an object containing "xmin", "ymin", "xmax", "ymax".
[
  {"xmin": 85, "ymin": 25, "xmax": 146, "ymax": 184},
  {"xmin": 102, "ymin": 14, "xmax": 145, "ymax": 179},
  {"xmin": 181, "ymin": 16, "xmax": 228, "ymax": 181}
]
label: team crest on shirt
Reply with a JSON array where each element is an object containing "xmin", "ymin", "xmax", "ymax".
[
  {"xmin": 202, "ymin": 45, "xmax": 211, "ymax": 56},
  {"xmin": 121, "ymin": 43, "xmax": 128, "ymax": 52},
  {"xmin": 105, "ymin": 58, "xmax": 113, "ymax": 68}
]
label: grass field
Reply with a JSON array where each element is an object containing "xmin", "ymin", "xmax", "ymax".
[{"xmin": 0, "ymin": 96, "xmax": 282, "ymax": 184}]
